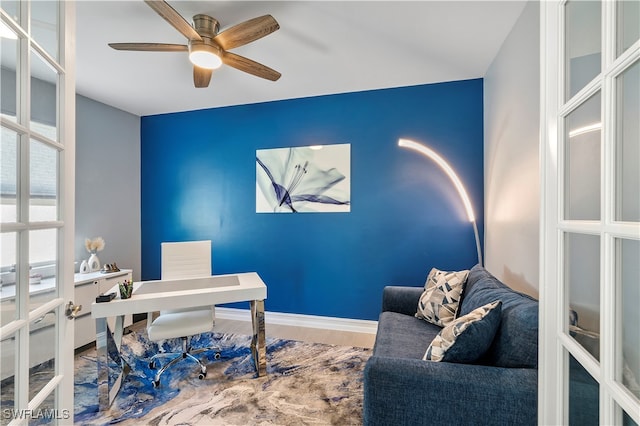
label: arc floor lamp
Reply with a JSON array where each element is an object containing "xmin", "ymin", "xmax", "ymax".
[{"xmin": 398, "ymin": 138, "xmax": 483, "ymax": 266}]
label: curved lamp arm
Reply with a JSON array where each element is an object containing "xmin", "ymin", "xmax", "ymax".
[{"xmin": 398, "ymin": 138, "xmax": 483, "ymax": 266}]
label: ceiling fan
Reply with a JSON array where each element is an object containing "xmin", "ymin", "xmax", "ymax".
[{"xmin": 109, "ymin": 0, "xmax": 281, "ymax": 88}]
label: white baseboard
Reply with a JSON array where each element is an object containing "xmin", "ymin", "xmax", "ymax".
[{"xmin": 215, "ymin": 307, "xmax": 378, "ymax": 335}]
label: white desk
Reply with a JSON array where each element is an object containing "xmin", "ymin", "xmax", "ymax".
[{"xmin": 91, "ymin": 272, "xmax": 267, "ymax": 410}]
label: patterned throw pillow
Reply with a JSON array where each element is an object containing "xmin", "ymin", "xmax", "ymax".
[
  {"xmin": 424, "ymin": 300, "xmax": 502, "ymax": 363},
  {"xmin": 415, "ymin": 268, "xmax": 469, "ymax": 327}
]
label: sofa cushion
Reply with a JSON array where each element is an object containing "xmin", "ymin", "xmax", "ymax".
[
  {"xmin": 459, "ymin": 265, "xmax": 539, "ymax": 368},
  {"xmin": 416, "ymin": 268, "xmax": 469, "ymax": 327},
  {"xmin": 424, "ymin": 300, "xmax": 502, "ymax": 363},
  {"xmin": 373, "ymin": 311, "xmax": 442, "ymax": 359}
]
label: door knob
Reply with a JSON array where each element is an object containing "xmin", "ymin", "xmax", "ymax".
[{"xmin": 65, "ymin": 301, "xmax": 82, "ymax": 319}]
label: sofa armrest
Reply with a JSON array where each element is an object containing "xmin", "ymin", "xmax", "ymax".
[
  {"xmin": 381, "ymin": 286, "xmax": 423, "ymax": 316},
  {"xmin": 363, "ymin": 356, "xmax": 537, "ymax": 426}
]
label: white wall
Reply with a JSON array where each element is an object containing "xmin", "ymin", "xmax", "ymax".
[
  {"xmin": 75, "ymin": 95, "xmax": 141, "ymax": 280},
  {"xmin": 483, "ymin": 1, "xmax": 540, "ymax": 296}
]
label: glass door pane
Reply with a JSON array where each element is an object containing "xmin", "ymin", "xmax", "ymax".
[
  {"xmin": 568, "ymin": 351, "xmax": 599, "ymax": 426},
  {"xmin": 617, "ymin": 238, "xmax": 640, "ymax": 400},
  {"xmin": 617, "ymin": 1, "xmax": 640, "ymax": 58},
  {"xmin": 565, "ymin": 0, "xmax": 602, "ymax": 100},
  {"xmin": 565, "ymin": 92, "xmax": 602, "ymax": 221},
  {"xmin": 30, "ymin": 49, "xmax": 58, "ymax": 141},
  {"xmin": 29, "ymin": 139, "xmax": 58, "ymax": 222},
  {"xmin": 28, "ymin": 228, "xmax": 57, "ymax": 309},
  {"xmin": 0, "ymin": 333, "xmax": 16, "ymax": 414},
  {"xmin": 0, "ymin": 232, "xmax": 17, "ymax": 327},
  {"xmin": 617, "ymin": 404, "xmax": 639, "ymax": 426},
  {"xmin": 29, "ymin": 316, "xmax": 56, "ymax": 398},
  {"xmin": 30, "ymin": 0, "xmax": 59, "ymax": 61},
  {"xmin": 0, "ymin": 22, "xmax": 18, "ymax": 122},
  {"xmin": 615, "ymin": 60, "xmax": 639, "ymax": 222},
  {"xmin": 566, "ymin": 232, "xmax": 600, "ymax": 360},
  {"xmin": 1, "ymin": 128, "xmax": 18, "ymax": 222},
  {"xmin": 0, "ymin": 1, "xmax": 19, "ymax": 22}
]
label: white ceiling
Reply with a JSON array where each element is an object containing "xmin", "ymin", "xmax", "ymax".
[{"xmin": 76, "ymin": 1, "xmax": 527, "ymax": 117}]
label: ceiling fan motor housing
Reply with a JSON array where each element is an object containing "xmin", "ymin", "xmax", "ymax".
[
  {"xmin": 193, "ymin": 14, "xmax": 219, "ymax": 38},
  {"xmin": 189, "ymin": 14, "xmax": 223, "ymax": 69}
]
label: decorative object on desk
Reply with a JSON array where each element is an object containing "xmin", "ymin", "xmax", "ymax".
[
  {"xmin": 96, "ymin": 293, "xmax": 116, "ymax": 303},
  {"xmin": 85, "ymin": 237, "xmax": 105, "ymax": 272},
  {"xmin": 256, "ymin": 144, "xmax": 351, "ymax": 213},
  {"xmin": 71, "ymin": 331, "xmax": 369, "ymax": 425},
  {"xmin": 88, "ymin": 253, "xmax": 100, "ymax": 272},
  {"xmin": 118, "ymin": 280, "xmax": 133, "ymax": 299},
  {"xmin": 79, "ymin": 260, "xmax": 90, "ymax": 274},
  {"xmin": 101, "ymin": 262, "xmax": 120, "ymax": 273}
]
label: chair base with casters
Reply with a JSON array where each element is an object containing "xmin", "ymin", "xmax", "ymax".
[
  {"xmin": 147, "ymin": 336, "xmax": 221, "ymax": 388},
  {"xmin": 147, "ymin": 308, "xmax": 220, "ymax": 388}
]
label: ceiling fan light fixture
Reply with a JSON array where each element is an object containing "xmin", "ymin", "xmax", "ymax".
[{"xmin": 189, "ymin": 43, "xmax": 222, "ymax": 69}]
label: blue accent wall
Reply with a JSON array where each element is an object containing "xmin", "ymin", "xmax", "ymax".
[{"xmin": 141, "ymin": 79, "xmax": 484, "ymax": 321}]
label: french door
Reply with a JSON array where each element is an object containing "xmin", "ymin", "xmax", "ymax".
[
  {"xmin": 0, "ymin": 1, "xmax": 75, "ymax": 424},
  {"xmin": 540, "ymin": 0, "xmax": 639, "ymax": 425}
]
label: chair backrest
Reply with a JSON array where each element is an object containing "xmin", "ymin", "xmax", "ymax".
[{"xmin": 161, "ymin": 240, "xmax": 212, "ymax": 280}]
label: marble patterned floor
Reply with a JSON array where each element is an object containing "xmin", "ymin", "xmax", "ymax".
[{"xmin": 73, "ymin": 330, "xmax": 371, "ymax": 425}]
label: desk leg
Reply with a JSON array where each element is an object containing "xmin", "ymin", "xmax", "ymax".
[
  {"xmin": 95, "ymin": 315, "xmax": 129, "ymax": 410},
  {"xmin": 250, "ymin": 300, "xmax": 266, "ymax": 376}
]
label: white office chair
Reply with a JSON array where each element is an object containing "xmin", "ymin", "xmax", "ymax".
[{"xmin": 146, "ymin": 240, "xmax": 220, "ymax": 387}]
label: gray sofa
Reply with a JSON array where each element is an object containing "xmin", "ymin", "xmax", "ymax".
[{"xmin": 363, "ymin": 264, "xmax": 538, "ymax": 426}]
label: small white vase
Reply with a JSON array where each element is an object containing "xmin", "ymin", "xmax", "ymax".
[
  {"xmin": 88, "ymin": 253, "xmax": 100, "ymax": 272},
  {"xmin": 80, "ymin": 260, "xmax": 90, "ymax": 274}
]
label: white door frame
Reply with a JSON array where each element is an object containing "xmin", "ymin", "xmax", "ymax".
[
  {"xmin": 539, "ymin": 2, "xmax": 562, "ymax": 423},
  {"xmin": 0, "ymin": 1, "xmax": 75, "ymax": 424},
  {"xmin": 540, "ymin": 1, "xmax": 640, "ymax": 424}
]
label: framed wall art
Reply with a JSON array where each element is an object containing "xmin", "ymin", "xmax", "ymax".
[{"xmin": 256, "ymin": 144, "xmax": 351, "ymax": 213}]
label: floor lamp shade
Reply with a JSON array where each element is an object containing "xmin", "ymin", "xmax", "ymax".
[{"xmin": 398, "ymin": 138, "xmax": 483, "ymax": 266}]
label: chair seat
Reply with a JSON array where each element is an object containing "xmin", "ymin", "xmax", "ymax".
[{"xmin": 147, "ymin": 308, "xmax": 214, "ymax": 342}]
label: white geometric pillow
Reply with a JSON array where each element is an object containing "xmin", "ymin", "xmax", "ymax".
[
  {"xmin": 415, "ymin": 268, "xmax": 469, "ymax": 327},
  {"xmin": 424, "ymin": 300, "xmax": 502, "ymax": 363}
]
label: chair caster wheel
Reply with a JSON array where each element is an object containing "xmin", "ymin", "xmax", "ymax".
[
  {"xmin": 152, "ymin": 380, "xmax": 160, "ymax": 388},
  {"xmin": 198, "ymin": 372, "xmax": 206, "ymax": 380},
  {"xmin": 214, "ymin": 352, "xmax": 221, "ymax": 360}
]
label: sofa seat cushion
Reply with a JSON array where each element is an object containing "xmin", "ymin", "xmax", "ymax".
[
  {"xmin": 459, "ymin": 265, "xmax": 539, "ymax": 368},
  {"xmin": 373, "ymin": 311, "xmax": 441, "ymax": 359}
]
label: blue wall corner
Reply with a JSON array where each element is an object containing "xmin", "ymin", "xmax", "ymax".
[{"xmin": 141, "ymin": 78, "xmax": 484, "ymax": 321}]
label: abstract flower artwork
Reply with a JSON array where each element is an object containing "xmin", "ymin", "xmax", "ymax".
[{"xmin": 256, "ymin": 144, "xmax": 351, "ymax": 213}]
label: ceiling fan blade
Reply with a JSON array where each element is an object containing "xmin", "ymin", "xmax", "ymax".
[
  {"xmin": 213, "ymin": 15, "xmax": 279, "ymax": 50},
  {"xmin": 144, "ymin": 0, "xmax": 202, "ymax": 41},
  {"xmin": 222, "ymin": 51, "xmax": 281, "ymax": 81},
  {"xmin": 193, "ymin": 66, "xmax": 213, "ymax": 88},
  {"xmin": 109, "ymin": 43, "xmax": 188, "ymax": 52}
]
